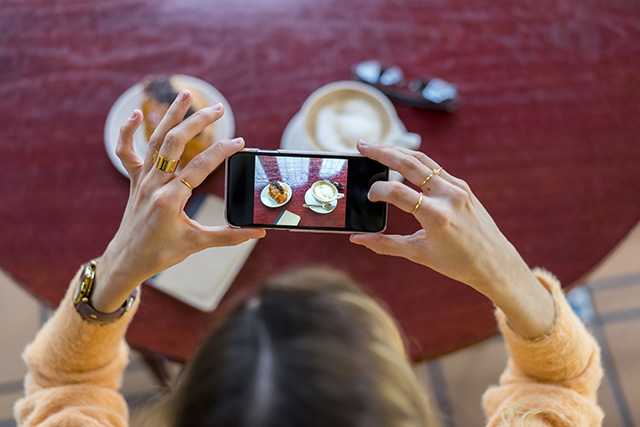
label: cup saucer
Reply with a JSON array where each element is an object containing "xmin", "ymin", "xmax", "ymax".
[
  {"xmin": 280, "ymin": 110, "xmax": 405, "ymax": 182},
  {"xmin": 304, "ymin": 189, "xmax": 337, "ymax": 214},
  {"xmin": 280, "ymin": 112, "xmax": 315, "ymax": 151}
]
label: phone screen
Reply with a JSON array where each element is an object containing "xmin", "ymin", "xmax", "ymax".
[{"xmin": 225, "ymin": 150, "xmax": 388, "ymax": 233}]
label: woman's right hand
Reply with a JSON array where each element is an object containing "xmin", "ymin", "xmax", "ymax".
[
  {"xmin": 350, "ymin": 140, "xmax": 555, "ymax": 339},
  {"xmin": 91, "ymin": 91, "xmax": 265, "ymax": 314}
]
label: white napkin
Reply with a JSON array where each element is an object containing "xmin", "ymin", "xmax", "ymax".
[{"xmin": 148, "ymin": 195, "xmax": 258, "ymax": 312}]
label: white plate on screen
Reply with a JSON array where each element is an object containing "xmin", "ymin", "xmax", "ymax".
[
  {"xmin": 104, "ymin": 75, "xmax": 235, "ymax": 177},
  {"xmin": 260, "ymin": 182, "xmax": 292, "ymax": 207}
]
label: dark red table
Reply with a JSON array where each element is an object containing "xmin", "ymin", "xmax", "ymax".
[{"xmin": 1, "ymin": 0, "xmax": 639, "ymax": 362}]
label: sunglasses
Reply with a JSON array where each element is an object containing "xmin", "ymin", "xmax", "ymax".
[{"xmin": 351, "ymin": 60, "xmax": 460, "ymax": 113}]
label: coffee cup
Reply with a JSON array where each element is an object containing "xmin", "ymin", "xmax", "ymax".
[
  {"xmin": 311, "ymin": 181, "xmax": 344, "ymax": 203},
  {"xmin": 300, "ymin": 81, "xmax": 421, "ymax": 152}
]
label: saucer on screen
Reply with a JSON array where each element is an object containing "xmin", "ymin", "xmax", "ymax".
[
  {"xmin": 104, "ymin": 75, "xmax": 235, "ymax": 178},
  {"xmin": 304, "ymin": 189, "xmax": 337, "ymax": 214},
  {"xmin": 261, "ymin": 183, "xmax": 292, "ymax": 208}
]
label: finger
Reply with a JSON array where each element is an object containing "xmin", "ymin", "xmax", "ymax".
[
  {"xmin": 357, "ymin": 140, "xmax": 452, "ymax": 192},
  {"xmin": 380, "ymin": 144, "xmax": 462, "ymax": 189},
  {"xmin": 116, "ymin": 110, "xmax": 144, "ymax": 177},
  {"xmin": 193, "ymin": 225, "xmax": 266, "ymax": 249},
  {"xmin": 153, "ymin": 103, "xmax": 224, "ymax": 173},
  {"xmin": 368, "ymin": 181, "xmax": 429, "ymax": 215},
  {"xmin": 175, "ymin": 137, "xmax": 245, "ymax": 191},
  {"xmin": 349, "ymin": 233, "xmax": 413, "ymax": 258},
  {"xmin": 383, "ymin": 145, "xmax": 442, "ymax": 171},
  {"xmin": 144, "ymin": 89, "xmax": 193, "ymax": 172}
]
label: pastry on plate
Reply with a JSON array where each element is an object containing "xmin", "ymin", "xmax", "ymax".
[
  {"xmin": 141, "ymin": 75, "xmax": 214, "ymax": 168},
  {"xmin": 268, "ymin": 181, "xmax": 288, "ymax": 204}
]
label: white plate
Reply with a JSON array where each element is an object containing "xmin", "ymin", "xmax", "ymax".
[
  {"xmin": 260, "ymin": 182, "xmax": 292, "ymax": 207},
  {"xmin": 304, "ymin": 188, "xmax": 337, "ymax": 214},
  {"xmin": 104, "ymin": 75, "xmax": 235, "ymax": 177}
]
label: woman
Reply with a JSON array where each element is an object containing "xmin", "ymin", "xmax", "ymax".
[{"xmin": 15, "ymin": 91, "xmax": 603, "ymax": 426}]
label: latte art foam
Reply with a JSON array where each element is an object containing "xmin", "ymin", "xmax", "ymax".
[
  {"xmin": 314, "ymin": 99, "xmax": 383, "ymax": 152},
  {"xmin": 314, "ymin": 184, "xmax": 335, "ymax": 200}
]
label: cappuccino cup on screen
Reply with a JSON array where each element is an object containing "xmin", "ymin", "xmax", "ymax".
[
  {"xmin": 301, "ymin": 81, "xmax": 421, "ymax": 152},
  {"xmin": 311, "ymin": 181, "xmax": 344, "ymax": 203}
]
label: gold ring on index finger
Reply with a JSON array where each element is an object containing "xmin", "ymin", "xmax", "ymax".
[{"xmin": 411, "ymin": 192, "xmax": 424, "ymax": 215}]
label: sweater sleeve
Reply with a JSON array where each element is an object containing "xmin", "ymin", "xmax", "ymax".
[
  {"xmin": 14, "ymin": 266, "xmax": 140, "ymax": 427},
  {"xmin": 482, "ymin": 269, "xmax": 604, "ymax": 426}
]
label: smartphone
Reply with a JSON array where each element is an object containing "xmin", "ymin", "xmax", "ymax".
[{"xmin": 225, "ymin": 149, "xmax": 388, "ymax": 233}]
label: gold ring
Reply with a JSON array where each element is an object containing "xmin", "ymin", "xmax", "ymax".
[
  {"xmin": 181, "ymin": 179, "xmax": 194, "ymax": 190},
  {"xmin": 419, "ymin": 173, "xmax": 434, "ymax": 189},
  {"xmin": 411, "ymin": 192, "xmax": 423, "ymax": 215},
  {"xmin": 434, "ymin": 167, "xmax": 443, "ymax": 175},
  {"xmin": 155, "ymin": 155, "xmax": 179, "ymax": 173},
  {"xmin": 152, "ymin": 150, "xmax": 159, "ymax": 164}
]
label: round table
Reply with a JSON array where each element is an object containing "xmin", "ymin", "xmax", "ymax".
[{"xmin": 1, "ymin": 0, "xmax": 639, "ymax": 362}]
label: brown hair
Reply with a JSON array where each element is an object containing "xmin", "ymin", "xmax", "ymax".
[{"xmin": 161, "ymin": 267, "xmax": 434, "ymax": 427}]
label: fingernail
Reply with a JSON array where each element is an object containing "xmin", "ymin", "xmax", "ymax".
[
  {"xmin": 210, "ymin": 103, "xmax": 223, "ymax": 112},
  {"xmin": 177, "ymin": 90, "xmax": 190, "ymax": 102},
  {"xmin": 367, "ymin": 189, "xmax": 372, "ymax": 200},
  {"xmin": 129, "ymin": 110, "xmax": 139, "ymax": 120},
  {"xmin": 359, "ymin": 139, "xmax": 369, "ymax": 147},
  {"xmin": 231, "ymin": 137, "xmax": 245, "ymax": 146}
]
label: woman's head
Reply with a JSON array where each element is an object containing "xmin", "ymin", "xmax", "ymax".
[{"xmin": 166, "ymin": 268, "xmax": 432, "ymax": 427}]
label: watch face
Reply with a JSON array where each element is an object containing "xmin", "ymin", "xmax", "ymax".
[
  {"xmin": 73, "ymin": 281, "xmax": 85, "ymax": 305},
  {"xmin": 74, "ymin": 264, "xmax": 93, "ymax": 305}
]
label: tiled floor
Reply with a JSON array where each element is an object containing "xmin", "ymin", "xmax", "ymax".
[{"xmin": 1, "ymin": 222, "xmax": 639, "ymax": 426}]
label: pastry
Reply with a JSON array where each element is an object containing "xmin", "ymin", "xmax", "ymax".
[
  {"xmin": 141, "ymin": 75, "xmax": 214, "ymax": 168},
  {"xmin": 268, "ymin": 181, "xmax": 288, "ymax": 204}
]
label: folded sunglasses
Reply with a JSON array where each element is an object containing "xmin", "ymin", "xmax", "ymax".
[{"xmin": 351, "ymin": 60, "xmax": 460, "ymax": 113}]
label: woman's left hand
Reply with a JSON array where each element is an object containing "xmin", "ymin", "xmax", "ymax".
[{"xmin": 91, "ymin": 90, "xmax": 265, "ymax": 312}]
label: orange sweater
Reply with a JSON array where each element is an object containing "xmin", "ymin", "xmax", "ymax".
[
  {"xmin": 483, "ymin": 269, "xmax": 603, "ymax": 425},
  {"xmin": 14, "ymin": 268, "xmax": 603, "ymax": 426}
]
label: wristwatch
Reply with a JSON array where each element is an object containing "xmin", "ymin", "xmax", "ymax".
[{"xmin": 73, "ymin": 260, "xmax": 138, "ymax": 322}]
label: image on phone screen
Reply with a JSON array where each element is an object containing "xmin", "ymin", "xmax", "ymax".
[
  {"xmin": 254, "ymin": 155, "xmax": 348, "ymax": 228},
  {"xmin": 226, "ymin": 150, "xmax": 388, "ymax": 233}
]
